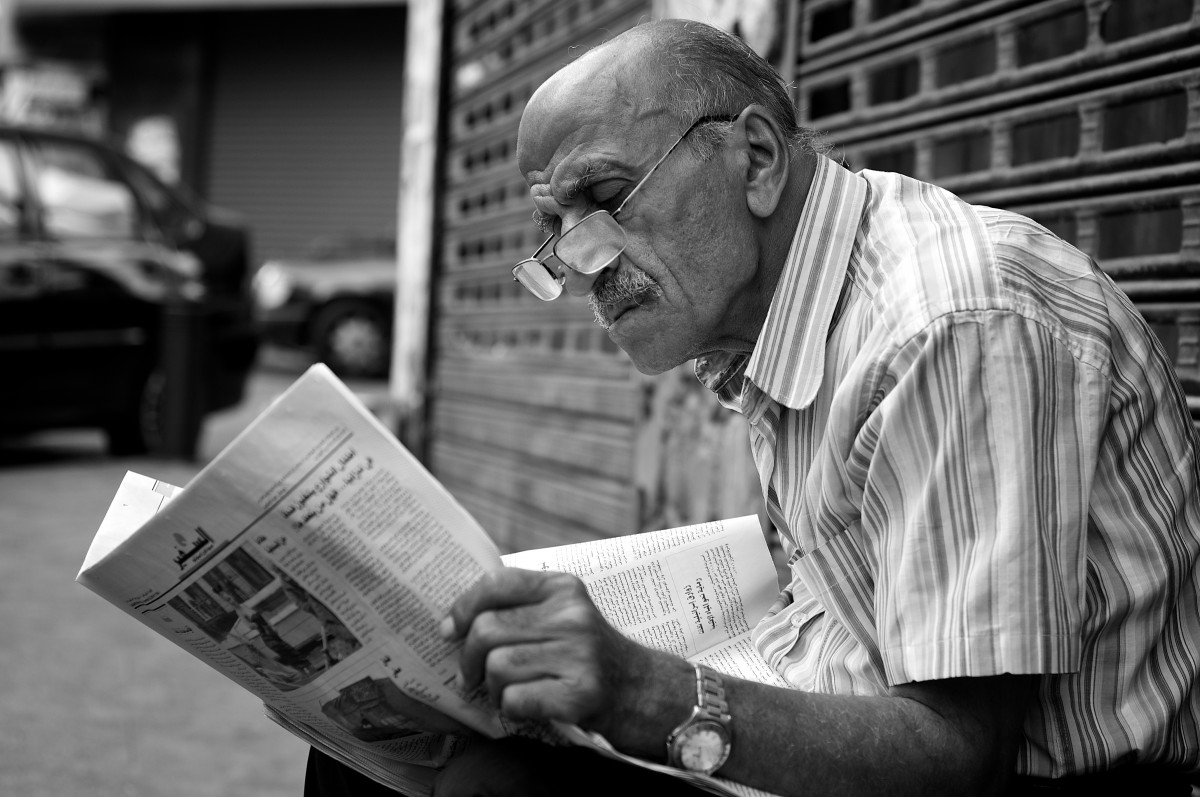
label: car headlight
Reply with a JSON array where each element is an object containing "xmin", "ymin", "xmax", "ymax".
[{"xmin": 252, "ymin": 262, "xmax": 293, "ymax": 311}]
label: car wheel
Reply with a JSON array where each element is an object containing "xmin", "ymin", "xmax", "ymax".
[
  {"xmin": 105, "ymin": 369, "xmax": 172, "ymax": 456},
  {"xmin": 312, "ymin": 301, "xmax": 390, "ymax": 379}
]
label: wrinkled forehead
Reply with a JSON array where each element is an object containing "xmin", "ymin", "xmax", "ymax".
[{"xmin": 515, "ymin": 52, "xmax": 670, "ymax": 189}]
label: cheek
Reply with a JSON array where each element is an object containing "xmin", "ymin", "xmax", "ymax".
[
  {"xmin": 671, "ymin": 185, "xmax": 744, "ymax": 259},
  {"xmin": 622, "ymin": 188, "xmax": 747, "ymax": 299},
  {"xmin": 620, "ymin": 235, "xmax": 731, "ymax": 319}
]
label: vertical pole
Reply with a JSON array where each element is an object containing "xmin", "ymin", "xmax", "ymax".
[
  {"xmin": 0, "ymin": 0, "xmax": 19, "ymax": 66},
  {"xmin": 161, "ymin": 292, "xmax": 207, "ymax": 460},
  {"xmin": 0, "ymin": 0, "xmax": 21, "ymax": 123},
  {"xmin": 390, "ymin": 0, "xmax": 444, "ymax": 458}
]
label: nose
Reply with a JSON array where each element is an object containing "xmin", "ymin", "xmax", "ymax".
[
  {"xmin": 554, "ymin": 208, "xmax": 609, "ymax": 297},
  {"xmin": 560, "ymin": 264, "xmax": 606, "ymax": 297}
]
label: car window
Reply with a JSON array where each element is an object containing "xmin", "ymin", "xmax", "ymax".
[
  {"xmin": 120, "ymin": 155, "xmax": 194, "ymax": 232},
  {"xmin": 0, "ymin": 138, "xmax": 24, "ymax": 240},
  {"xmin": 28, "ymin": 139, "xmax": 140, "ymax": 241}
]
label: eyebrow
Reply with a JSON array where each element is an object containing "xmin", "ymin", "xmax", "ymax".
[
  {"xmin": 566, "ymin": 163, "xmax": 601, "ymax": 199},
  {"xmin": 528, "ymin": 160, "xmax": 607, "ymax": 232}
]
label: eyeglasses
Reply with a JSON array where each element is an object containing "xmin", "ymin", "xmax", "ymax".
[{"xmin": 512, "ymin": 113, "xmax": 739, "ymax": 301}]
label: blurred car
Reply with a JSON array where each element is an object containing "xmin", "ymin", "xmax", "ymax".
[
  {"xmin": 0, "ymin": 125, "xmax": 259, "ymax": 456},
  {"xmin": 251, "ymin": 235, "xmax": 395, "ymax": 379}
]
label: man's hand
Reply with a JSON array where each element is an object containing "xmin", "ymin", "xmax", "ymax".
[
  {"xmin": 440, "ymin": 567, "xmax": 1034, "ymax": 795},
  {"xmin": 439, "ymin": 567, "xmax": 678, "ymax": 743}
]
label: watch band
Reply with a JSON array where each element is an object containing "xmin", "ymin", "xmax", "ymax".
[
  {"xmin": 694, "ymin": 663, "xmax": 730, "ymax": 723},
  {"xmin": 666, "ymin": 663, "xmax": 733, "ymax": 774}
]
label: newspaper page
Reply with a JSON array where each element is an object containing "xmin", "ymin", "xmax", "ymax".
[
  {"xmin": 81, "ymin": 471, "xmax": 467, "ymax": 797},
  {"xmin": 77, "ymin": 365, "xmax": 517, "ymax": 787},
  {"xmin": 77, "ymin": 364, "xmax": 785, "ymax": 797},
  {"xmin": 504, "ymin": 519, "xmax": 788, "ymax": 797},
  {"xmin": 503, "ymin": 516, "xmax": 788, "ymax": 679}
]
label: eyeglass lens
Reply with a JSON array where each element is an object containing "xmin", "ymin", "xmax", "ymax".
[
  {"xmin": 512, "ymin": 212, "xmax": 629, "ymax": 301},
  {"xmin": 554, "ymin": 212, "xmax": 626, "ymax": 275},
  {"xmin": 513, "ymin": 257, "xmax": 563, "ymax": 300}
]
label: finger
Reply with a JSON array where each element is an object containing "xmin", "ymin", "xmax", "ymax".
[
  {"xmin": 458, "ymin": 602, "xmax": 561, "ymax": 688},
  {"xmin": 499, "ymin": 678, "xmax": 601, "ymax": 725},
  {"xmin": 469, "ymin": 638, "xmax": 610, "ymax": 725},
  {"xmin": 441, "ymin": 567, "xmax": 567, "ymax": 640},
  {"xmin": 456, "ymin": 579, "xmax": 598, "ymax": 688},
  {"xmin": 482, "ymin": 638, "xmax": 603, "ymax": 709}
]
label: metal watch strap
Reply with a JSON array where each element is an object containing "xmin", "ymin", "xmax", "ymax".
[{"xmin": 694, "ymin": 663, "xmax": 730, "ymax": 723}]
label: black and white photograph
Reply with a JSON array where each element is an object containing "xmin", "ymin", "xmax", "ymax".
[
  {"xmin": 5, "ymin": 2, "xmax": 1200, "ymax": 796},
  {"xmin": 168, "ymin": 547, "xmax": 362, "ymax": 691}
]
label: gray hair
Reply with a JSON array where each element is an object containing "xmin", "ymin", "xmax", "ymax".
[{"xmin": 605, "ymin": 19, "xmax": 825, "ymax": 158}]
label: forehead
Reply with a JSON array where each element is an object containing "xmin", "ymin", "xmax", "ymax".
[{"xmin": 515, "ymin": 53, "xmax": 670, "ymax": 188}]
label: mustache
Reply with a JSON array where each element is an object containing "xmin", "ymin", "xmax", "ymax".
[{"xmin": 588, "ymin": 269, "xmax": 661, "ymax": 329}]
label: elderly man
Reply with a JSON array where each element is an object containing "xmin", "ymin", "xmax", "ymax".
[{"xmin": 307, "ymin": 18, "xmax": 1200, "ymax": 797}]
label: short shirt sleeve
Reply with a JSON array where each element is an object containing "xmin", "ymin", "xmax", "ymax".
[{"xmin": 861, "ymin": 309, "xmax": 1107, "ymax": 684}]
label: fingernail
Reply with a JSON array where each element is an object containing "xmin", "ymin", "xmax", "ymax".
[
  {"xmin": 438, "ymin": 616, "xmax": 455, "ymax": 639},
  {"xmin": 453, "ymin": 668, "xmax": 464, "ymax": 690}
]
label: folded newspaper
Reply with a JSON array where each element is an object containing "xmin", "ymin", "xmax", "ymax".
[{"xmin": 77, "ymin": 364, "xmax": 786, "ymax": 797}]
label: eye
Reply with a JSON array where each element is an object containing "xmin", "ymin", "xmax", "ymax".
[{"xmin": 589, "ymin": 180, "xmax": 627, "ymax": 210}]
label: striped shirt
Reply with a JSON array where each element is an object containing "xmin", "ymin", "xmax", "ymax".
[{"xmin": 695, "ymin": 155, "xmax": 1200, "ymax": 778}]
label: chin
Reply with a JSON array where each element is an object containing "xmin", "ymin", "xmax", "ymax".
[
  {"xmin": 613, "ymin": 335, "xmax": 686, "ymax": 375},
  {"xmin": 606, "ymin": 305, "xmax": 694, "ymax": 374},
  {"xmin": 628, "ymin": 358, "xmax": 672, "ymax": 376}
]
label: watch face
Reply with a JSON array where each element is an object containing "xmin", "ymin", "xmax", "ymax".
[{"xmin": 677, "ymin": 720, "xmax": 731, "ymax": 774}]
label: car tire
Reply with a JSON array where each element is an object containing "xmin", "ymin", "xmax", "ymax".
[
  {"xmin": 105, "ymin": 369, "xmax": 172, "ymax": 457},
  {"xmin": 312, "ymin": 300, "xmax": 390, "ymax": 379}
]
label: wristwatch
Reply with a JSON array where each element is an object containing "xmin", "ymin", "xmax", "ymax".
[{"xmin": 666, "ymin": 663, "xmax": 733, "ymax": 775}]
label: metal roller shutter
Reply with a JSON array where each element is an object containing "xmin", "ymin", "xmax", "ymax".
[
  {"xmin": 434, "ymin": 0, "xmax": 767, "ymax": 553},
  {"xmin": 205, "ymin": 6, "xmax": 406, "ymax": 265},
  {"xmin": 793, "ymin": 0, "xmax": 1200, "ymax": 422}
]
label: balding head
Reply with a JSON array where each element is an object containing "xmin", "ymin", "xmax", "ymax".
[
  {"xmin": 519, "ymin": 20, "xmax": 816, "ymax": 178},
  {"xmin": 525, "ymin": 21, "xmax": 810, "ymax": 158},
  {"xmin": 516, "ymin": 26, "xmax": 669, "ymax": 183}
]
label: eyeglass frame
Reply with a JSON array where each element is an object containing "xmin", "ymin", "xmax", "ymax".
[{"xmin": 511, "ymin": 111, "xmax": 741, "ymax": 300}]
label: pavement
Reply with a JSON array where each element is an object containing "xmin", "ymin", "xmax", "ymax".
[{"xmin": 0, "ymin": 358, "xmax": 376, "ymax": 797}]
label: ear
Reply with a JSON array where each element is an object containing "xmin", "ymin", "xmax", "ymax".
[{"xmin": 732, "ymin": 105, "xmax": 790, "ymax": 219}]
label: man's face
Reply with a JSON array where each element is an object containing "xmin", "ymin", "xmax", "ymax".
[{"xmin": 515, "ymin": 56, "xmax": 762, "ymax": 374}]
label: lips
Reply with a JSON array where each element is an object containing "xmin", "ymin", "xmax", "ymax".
[
  {"xmin": 609, "ymin": 299, "xmax": 640, "ymax": 325},
  {"xmin": 589, "ymin": 267, "xmax": 662, "ymax": 329},
  {"xmin": 603, "ymin": 289, "xmax": 660, "ymax": 328}
]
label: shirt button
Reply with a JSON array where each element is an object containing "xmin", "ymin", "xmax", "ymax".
[{"xmin": 790, "ymin": 612, "xmax": 805, "ymax": 628}]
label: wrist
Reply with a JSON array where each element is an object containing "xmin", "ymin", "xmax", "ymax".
[{"xmin": 589, "ymin": 646, "xmax": 695, "ymax": 760}]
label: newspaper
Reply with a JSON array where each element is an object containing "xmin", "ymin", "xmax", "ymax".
[{"xmin": 76, "ymin": 364, "xmax": 785, "ymax": 797}]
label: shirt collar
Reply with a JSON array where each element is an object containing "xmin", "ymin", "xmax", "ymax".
[{"xmin": 695, "ymin": 155, "xmax": 868, "ymax": 410}]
